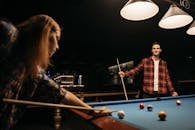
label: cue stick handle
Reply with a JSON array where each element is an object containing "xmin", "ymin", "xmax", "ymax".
[
  {"xmin": 2, "ymin": 98, "xmax": 117, "ymax": 113},
  {"xmin": 116, "ymin": 58, "xmax": 128, "ymax": 100}
]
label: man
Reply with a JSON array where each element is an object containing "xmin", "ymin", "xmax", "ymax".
[
  {"xmin": 118, "ymin": 41, "xmax": 178, "ymax": 98},
  {"xmin": 0, "ymin": 18, "xmax": 18, "ymax": 59}
]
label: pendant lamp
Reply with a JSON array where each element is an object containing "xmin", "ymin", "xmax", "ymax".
[
  {"xmin": 120, "ymin": 0, "xmax": 159, "ymax": 21},
  {"xmin": 158, "ymin": 4, "xmax": 193, "ymax": 29}
]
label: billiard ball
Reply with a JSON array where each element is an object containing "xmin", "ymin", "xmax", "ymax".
[
  {"xmin": 147, "ymin": 105, "xmax": 153, "ymax": 111},
  {"xmin": 156, "ymin": 97, "xmax": 161, "ymax": 101},
  {"xmin": 158, "ymin": 111, "xmax": 166, "ymax": 121},
  {"xmin": 117, "ymin": 110, "xmax": 125, "ymax": 119},
  {"xmin": 139, "ymin": 103, "xmax": 144, "ymax": 109},
  {"xmin": 176, "ymin": 100, "xmax": 181, "ymax": 105}
]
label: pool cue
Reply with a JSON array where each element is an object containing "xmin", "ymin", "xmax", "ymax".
[
  {"xmin": 116, "ymin": 58, "xmax": 128, "ymax": 100},
  {"xmin": 2, "ymin": 98, "xmax": 118, "ymax": 113}
]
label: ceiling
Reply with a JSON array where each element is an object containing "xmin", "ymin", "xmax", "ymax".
[{"xmin": 1, "ymin": 0, "xmax": 195, "ymax": 81}]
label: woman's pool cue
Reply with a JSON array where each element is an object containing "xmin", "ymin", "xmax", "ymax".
[{"xmin": 2, "ymin": 98, "xmax": 118, "ymax": 113}]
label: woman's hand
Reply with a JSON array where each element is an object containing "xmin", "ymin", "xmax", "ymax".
[{"xmin": 89, "ymin": 107, "xmax": 113, "ymax": 117}]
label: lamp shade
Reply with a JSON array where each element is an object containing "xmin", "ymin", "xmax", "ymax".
[
  {"xmin": 120, "ymin": 0, "xmax": 159, "ymax": 21},
  {"xmin": 159, "ymin": 4, "xmax": 193, "ymax": 29},
  {"xmin": 186, "ymin": 21, "xmax": 195, "ymax": 35}
]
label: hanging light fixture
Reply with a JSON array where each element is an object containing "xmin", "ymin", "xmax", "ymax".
[
  {"xmin": 120, "ymin": 0, "xmax": 159, "ymax": 21},
  {"xmin": 186, "ymin": 21, "xmax": 195, "ymax": 35},
  {"xmin": 158, "ymin": 4, "xmax": 193, "ymax": 29}
]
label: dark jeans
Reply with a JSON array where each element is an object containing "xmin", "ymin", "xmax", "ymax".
[{"xmin": 142, "ymin": 91, "xmax": 170, "ymax": 98}]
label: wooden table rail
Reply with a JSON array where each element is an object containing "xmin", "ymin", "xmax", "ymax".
[{"xmin": 75, "ymin": 91, "xmax": 137, "ymax": 97}]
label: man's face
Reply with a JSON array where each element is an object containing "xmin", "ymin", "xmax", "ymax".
[{"xmin": 151, "ymin": 44, "xmax": 162, "ymax": 56}]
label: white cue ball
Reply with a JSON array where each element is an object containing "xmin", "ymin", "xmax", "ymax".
[{"xmin": 117, "ymin": 110, "xmax": 125, "ymax": 119}]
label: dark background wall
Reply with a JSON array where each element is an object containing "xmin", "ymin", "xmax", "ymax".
[{"xmin": 1, "ymin": 0, "xmax": 195, "ymax": 92}]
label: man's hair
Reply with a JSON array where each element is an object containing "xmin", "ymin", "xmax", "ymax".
[
  {"xmin": 0, "ymin": 19, "xmax": 18, "ymax": 46},
  {"xmin": 152, "ymin": 41, "xmax": 160, "ymax": 46}
]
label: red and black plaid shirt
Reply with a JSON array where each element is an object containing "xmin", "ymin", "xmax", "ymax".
[{"xmin": 125, "ymin": 56, "xmax": 175, "ymax": 95}]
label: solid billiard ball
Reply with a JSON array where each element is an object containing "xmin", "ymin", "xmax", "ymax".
[
  {"xmin": 139, "ymin": 103, "xmax": 145, "ymax": 109},
  {"xmin": 117, "ymin": 110, "xmax": 125, "ymax": 119},
  {"xmin": 156, "ymin": 97, "xmax": 161, "ymax": 101},
  {"xmin": 158, "ymin": 111, "xmax": 166, "ymax": 121},
  {"xmin": 147, "ymin": 105, "xmax": 153, "ymax": 111},
  {"xmin": 176, "ymin": 100, "xmax": 181, "ymax": 105}
]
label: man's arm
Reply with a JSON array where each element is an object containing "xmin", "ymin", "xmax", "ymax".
[{"xmin": 165, "ymin": 63, "xmax": 178, "ymax": 96}]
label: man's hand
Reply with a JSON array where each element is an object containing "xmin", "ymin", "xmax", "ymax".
[
  {"xmin": 172, "ymin": 91, "xmax": 178, "ymax": 96},
  {"xmin": 118, "ymin": 71, "xmax": 125, "ymax": 78}
]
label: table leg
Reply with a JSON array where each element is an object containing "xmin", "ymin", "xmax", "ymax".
[{"xmin": 53, "ymin": 108, "xmax": 61, "ymax": 129}]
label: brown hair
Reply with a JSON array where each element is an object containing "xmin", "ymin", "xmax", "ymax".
[
  {"xmin": 10, "ymin": 14, "xmax": 61, "ymax": 77},
  {"xmin": 152, "ymin": 41, "xmax": 160, "ymax": 47}
]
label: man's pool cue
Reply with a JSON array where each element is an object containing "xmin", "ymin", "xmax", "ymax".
[{"xmin": 116, "ymin": 58, "xmax": 128, "ymax": 100}]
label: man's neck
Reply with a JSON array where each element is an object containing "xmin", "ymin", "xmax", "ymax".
[{"xmin": 152, "ymin": 55, "xmax": 160, "ymax": 61}]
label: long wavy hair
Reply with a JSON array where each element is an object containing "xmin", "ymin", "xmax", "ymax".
[{"xmin": 9, "ymin": 14, "xmax": 61, "ymax": 78}]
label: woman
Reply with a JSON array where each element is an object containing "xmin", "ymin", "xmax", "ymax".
[{"xmin": 0, "ymin": 14, "xmax": 111, "ymax": 130}]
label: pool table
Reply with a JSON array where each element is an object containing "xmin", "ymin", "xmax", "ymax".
[
  {"xmin": 13, "ymin": 94, "xmax": 195, "ymax": 130},
  {"xmin": 89, "ymin": 94, "xmax": 195, "ymax": 130}
]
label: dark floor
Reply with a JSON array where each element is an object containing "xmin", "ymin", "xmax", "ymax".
[{"xmin": 14, "ymin": 107, "xmax": 100, "ymax": 130}]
